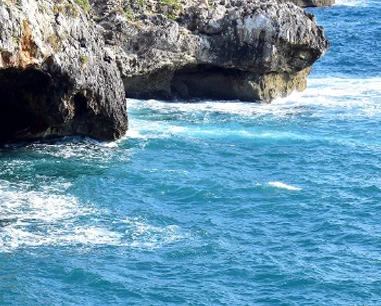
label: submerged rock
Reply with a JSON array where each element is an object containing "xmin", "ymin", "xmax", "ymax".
[
  {"xmin": 0, "ymin": 0, "xmax": 127, "ymax": 143},
  {"xmin": 0, "ymin": 0, "xmax": 329, "ymax": 142}
]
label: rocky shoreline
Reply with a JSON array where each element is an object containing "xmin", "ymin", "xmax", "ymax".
[
  {"xmin": 283, "ymin": 0, "xmax": 335, "ymax": 7},
  {"xmin": 0, "ymin": 0, "xmax": 330, "ymax": 142}
]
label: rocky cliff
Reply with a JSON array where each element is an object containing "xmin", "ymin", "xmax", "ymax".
[
  {"xmin": 95, "ymin": 0, "xmax": 329, "ymax": 102},
  {"xmin": 0, "ymin": 0, "xmax": 127, "ymax": 143},
  {"xmin": 0, "ymin": 0, "xmax": 329, "ymax": 143}
]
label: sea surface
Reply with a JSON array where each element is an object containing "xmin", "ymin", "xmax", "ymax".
[{"xmin": 1, "ymin": 0, "xmax": 381, "ymax": 305}]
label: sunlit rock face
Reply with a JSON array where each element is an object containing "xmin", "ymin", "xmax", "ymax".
[{"xmin": 95, "ymin": 0, "xmax": 329, "ymax": 102}]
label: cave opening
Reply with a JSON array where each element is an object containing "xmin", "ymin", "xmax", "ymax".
[
  {"xmin": 73, "ymin": 92, "xmax": 88, "ymax": 116},
  {"xmin": 171, "ymin": 65, "xmax": 251, "ymax": 100},
  {"xmin": 0, "ymin": 68, "xmax": 50, "ymax": 143}
]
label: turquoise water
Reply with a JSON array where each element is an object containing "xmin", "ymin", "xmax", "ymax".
[{"xmin": 1, "ymin": 0, "xmax": 381, "ymax": 305}]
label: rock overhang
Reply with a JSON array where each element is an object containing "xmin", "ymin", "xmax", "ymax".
[
  {"xmin": 114, "ymin": 0, "xmax": 329, "ymax": 102},
  {"xmin": 0, "ymin": 0, "xmax": 329, "ymax": 143},
  {"xmin": 0, "ymin": 0, "xmax": 127, "ymax": 143}
]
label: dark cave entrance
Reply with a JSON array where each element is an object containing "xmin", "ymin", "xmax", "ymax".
[
  {"xmin": 0, "ymin": 68, "xmax": 51, "ymax": 143},
  {"xmin": 170, "ymin": 65, "xmax": 256, "ymax": 101}
]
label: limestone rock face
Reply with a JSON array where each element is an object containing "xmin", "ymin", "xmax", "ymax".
[
  {"xmin": 94, "ymin": 0, "xmax": 329, "ymax": 102},
  {"xmin": 0, "ymin": 0, "xmax": 127, "ymax": 143},
  {"xmin": 0, "ymin": 0, "xmax": 329, "ymax": 143}
]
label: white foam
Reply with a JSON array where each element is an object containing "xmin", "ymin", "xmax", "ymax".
[
  {"xmin": 120, "ymin": 217, "xmax": 186, "ymax": 250},
  {"xmin": 272, "ymin": 78, "xmax": 381, "ymax": 111},
  {"xmin": 0, "ymin": 183, "xmax": 124, "ymax": 251},
  {"xmin": 65, "ymin": 227, "xmax": 123, "ymax": 246},
  {"xmin": 268, "ymin": 181, "xmax": 302, "ymax": 191},
  {"xmin": 0, "ymin": 183, "xmax": 188, "ymax": 252},
  {"xmin": 1, "ymin": 226, "xmax": 123, "ymax": 251},
  {"xmin": 0, "ymin": 188, "xmax": 91, "ymax": 222},
  {"xmin": 128, "ymin": 77, "xmax": 381, "ymax": 128},
  {"xmin": 334, "ymin": 0, "xmax": 367, "ymax": 6},
  {"xmin": 15, "ymin": 139, "xmax": 121, "ymax": 162},
  {"xmin": 126, "ymin": 129, "xmax": 146, "ymax": 139}
]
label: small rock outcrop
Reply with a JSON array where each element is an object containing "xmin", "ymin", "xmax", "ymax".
[
  {"xmin": 0, "ymin": 0, "xmax": 127, "ymax": 143},
  {"xmin": 282, "ymin": 0, "xmax": 335, "ymax": 7},
  {"xmin": 0, "ymin": 0, "xmax": 330, "ymax": 143}
]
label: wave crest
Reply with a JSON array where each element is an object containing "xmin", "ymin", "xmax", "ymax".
[{"xmin": 268, "ymin": 181, "xmax": 302, "ymax": 191}]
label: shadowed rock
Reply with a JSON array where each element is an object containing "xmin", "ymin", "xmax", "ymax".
[
  {"xmin": 282, "ymin": 0, "xmax": 335, "ymax": 7},
  {"xmin": 0, "ymin": 0, "xmax": 127, "ymax": 143}
]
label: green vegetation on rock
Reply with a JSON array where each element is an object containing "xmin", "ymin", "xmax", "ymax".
[{"xmin": 74, "ymin": 0, "xmax": 90, "ymax": 12}]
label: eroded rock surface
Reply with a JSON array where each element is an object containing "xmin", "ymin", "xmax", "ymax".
[
  {"xmin": 0, "ymin": 0, "xmax": 329, "ymax": 142},
  {"xmin": 94, "ymin": 0, "xmax": 329, "ymax": 102},
  {"xmin": 0, "ymin": 0, "xmax": 127, "ymax": 143}
]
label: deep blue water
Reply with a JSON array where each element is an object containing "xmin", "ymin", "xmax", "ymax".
[{"xmin": 1, "ymin": 0, "xmax": 381, "ymax": 305}]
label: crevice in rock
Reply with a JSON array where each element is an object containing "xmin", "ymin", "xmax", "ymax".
[
  {"xmin": 0, "ymin": 67, "xmax": 51, "ymax": 142},
  {"xmin": 73, "ymin": 92, "xmax": 88, "ymax": 116}
]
